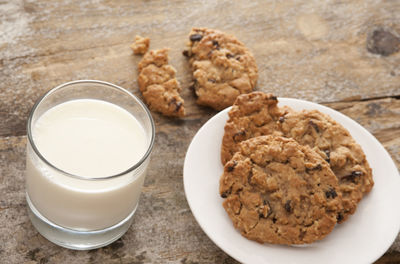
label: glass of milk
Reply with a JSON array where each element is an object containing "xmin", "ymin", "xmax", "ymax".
[{"xmin": 26, "ymin": 80, "xmax": 155, "ymax": 250}]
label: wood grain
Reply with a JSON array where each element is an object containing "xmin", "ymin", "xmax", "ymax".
[
  {"xmin": 0, "ymin": 0, "xmax": 399, "ymax": 263},
  {"xmin": 1, "ymin": 0, "xmax": 400, "ymax": 136},
  {"xmin": 0, "ymin": 97, "xmax": 399, "ymax": 263}
]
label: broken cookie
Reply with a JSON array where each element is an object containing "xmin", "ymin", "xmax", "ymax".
[{"xmin": 137, "ymin": 48, "xmax": 185, "ymax": 117}]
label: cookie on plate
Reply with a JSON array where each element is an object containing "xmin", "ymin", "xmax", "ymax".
[
  {"xmin": 220, "ymin": 91, "xmax": 374, "ymax": 223},
  {"xmin": 138, "ymin": 48, "xmax": 185, "ymax": 117},
  {"xmin": 221, "ymin": 92, "xmax": 286, "ymax": 165},
  {"xmin": 278, "ymin": 109, "xmax": 374, "ymax": 222},
  {"xmin": 183, "ymin": 28, "xmax": 258, "ymax": 110},
  {"xmin": 220, "ymin": 135, "xmax": 342, "ymax": 244}
]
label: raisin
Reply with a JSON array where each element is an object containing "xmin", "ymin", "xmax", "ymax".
[
  {"xmin": 259, "ymin": 208, "xmax": 272, "ymax": 219},
  {"xmin": 208, "ymin": 78, "xmax": 216, "ymax": 83},
  {"xmin": 309, "ymin": 120, "xmax": 320, "ymax": 133},
  {"xmin": 212, "ymin": 40, "xmax": 219, "ymax": 48},
  {"xmin": 299, "ymin": 230, "xmax": 306, "ymax": 240},
  {"xmin": 220, "ymin": 192, "xmax": 228, "ymax": 198},
  {"xmin": 182, "ymin": 50, "xmax": 190, "ymax": 57},
  {"xmin": 247, "ymin": 170, "xmax": 253, "ymax": 185},
  {"xmin": 306, "ymin": 164, "xmax": 322, "ymax": 172},
  {"xmin": 284, "ymin": 200, "xmax": 292, "ymax": 213},
  {"xmin": 337, "ymin": 213, "xmax": 344, "ymax": 222},
  {"xmin": 226, "ymin": 160, "xmax": 237, "ymax": 172},
  {"xmin": 270, "ymin": 96, "xmax": 278, "ymax": 101},
  {"xmin": 261, "ymin": 200, "xmax": 273, "ymax": 218},
  {"xmin": 279, "ymin": 116, "xmax": 285, "ymax": 123},
  {"xmin": 220, "ymin": 188, "xmax": 231, "ymax": 198},
  {"xmin": 314, "ymin": 164, "xmax": 322, "ymax": 170},
  {"xmin": 169, "ymin": 98, "xmax": 182, "ymax": 112},
  {"xmin": 233, "ymin": 130, "xmax": 246, "ymax": 142},
  {"xmin": 325, "ymin": 188, "xmax": 337, "ymax": 199},
  {"xmin": 342, "ymin": 171, "xmax": 363, "ymax": 183},
  {"xmin": 174, "ymin": 101, "xmax": 182, "ymax": 112},
  {"xmin": 324, "ymin": 150, "xmax": 331, "ymax": 163},
  {"xmin": 226, "ymin": 53, "xmax": 234, "ymax": 59},
  {"xmin": 190, "ymin": 34, "xmax": 203, "ymax": 42},
  {"xmin": 272, "ymin": 217, "xmax": 277, "ymax": 223},
  {"xmin": 169, "ymin": 98, "xmax": 177, "ymax": 106}
]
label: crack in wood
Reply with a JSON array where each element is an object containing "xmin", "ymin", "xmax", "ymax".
[{"xmin": 322, "ymin": 94, "xmax": 400, "ymax": 105}]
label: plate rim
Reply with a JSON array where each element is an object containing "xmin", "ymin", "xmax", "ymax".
[{"xmin": 183, "ymin": 97, "xmax": 400, "ymax": 264}]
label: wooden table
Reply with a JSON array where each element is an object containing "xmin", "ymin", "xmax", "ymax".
[{"xmin": 1, "ymin": 0, "xmax": 399, "ymax": 263}]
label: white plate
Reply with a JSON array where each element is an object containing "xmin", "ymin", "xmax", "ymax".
[{"xmin": 183, "ymin": 98, "xmax": 400, "ymax": 264}]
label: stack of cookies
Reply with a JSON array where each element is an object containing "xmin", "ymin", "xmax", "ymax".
[{"xmin": 219, "ymin": 92, "xmax": 374, "ymax": 245}]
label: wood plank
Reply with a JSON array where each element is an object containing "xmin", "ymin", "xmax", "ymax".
[
  {"xmin": 1, "ymin": 0, "xmax": 400, "ymax": 136},
  {"xmin": 325, "ymin": 97, "xmax": 400, "ymax": 168},
  {"xmin": 0, "ymin": 96, "xmax": 399, "ymax": 262},
  {"xmin": 1, "ymin": 0, "xmax": 399, "ymax": 262}
]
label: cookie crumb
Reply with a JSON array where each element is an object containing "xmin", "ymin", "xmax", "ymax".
[{"xmin": 130, "ymin": 35, "xmax": 150, "ymax": 55}]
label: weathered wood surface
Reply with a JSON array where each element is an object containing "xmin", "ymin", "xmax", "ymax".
[{"xmin": 0, "ymin": 0, "xmax": 399, "ymax": 263}]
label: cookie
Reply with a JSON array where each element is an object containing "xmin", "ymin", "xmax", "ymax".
[
  {"xmin": 130, "ymin": 35, "xmax": 150, "ymax": 55},
  {"xmin": 220, "ymin": 91, "xmax": 374, "ymax": 223},
  {"xmin": 137, "ymin": 48, "xmax": 185, "ymax": 117},
  {"xmin": 220, "ymin": 135, "xmax": 342, "ymax": 244},
  {"xmin": 221, "ymin": 92, "xmax": 285, "ymax": 165},
  {"xmin": 183, "ymin": 28, "xmax": 258, "ymax": 110},
  {"xmin": 278, "ymin": 109, "xmax": 374, "ymax": 222}
]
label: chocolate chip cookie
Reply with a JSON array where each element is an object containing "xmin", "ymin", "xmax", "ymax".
[
  {"xmin": 138, "ymin": 48, "xmax": 185, "ymax": 117},
  {"xmin": 278, "ymin": 109, "xmax": 374, "ymax": 222},
  {"xmin": 220, "ymin": 135, "xmax": 342, "ymax": 244},
  {"xmin": 183, "ymin": 28, "xmax": 258, "ymax": 110}
]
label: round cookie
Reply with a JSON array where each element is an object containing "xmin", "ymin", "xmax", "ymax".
[
  {"xmin": 183, "ymin": 28, "xmax": 258, "ymax": 110},
  {"xmin": 221, "ymin": 92, "xmax": 286, "ymax": 164},
  {"xmin": 220, "ymin": 91, "xmax": 374, "ymax": 223},
  {"xmin": 220, "ymin": 135, "xmax": 342, "ymax": 245},
  {"xmin": 278, "ymin": 109, "xmax": 374, "ymax": 222}
]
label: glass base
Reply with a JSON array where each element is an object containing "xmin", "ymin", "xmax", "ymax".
[{"xmin": 26, "ymin": 193, "xmax": 137, "ymax": 250}]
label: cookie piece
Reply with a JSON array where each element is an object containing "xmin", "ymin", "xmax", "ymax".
[
  {"xmin": 130, "ymin": 35, "xmax": 150, "ymax": 55},
  {"xmin": 137, "ymin": 48, "xmax": 185, "ymax": 117},
  {"xmin": 221, "ymin": 92, "xmax": 286, "ymax": 164},
  {"xmin": 220, "ymin": 135, "xmax": 342, "ymax": 244},
  {"xmin": 278, "ymin": 109, "xmax": 374, "ymax": 222},
  {"xmin": 183, "ymin": 28, "xmax": 258, "ymax": 110}
]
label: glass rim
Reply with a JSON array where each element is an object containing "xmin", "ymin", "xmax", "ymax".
[{"xmin": 27, "ymin": 80, "xmax": 155, "ymax": 181}]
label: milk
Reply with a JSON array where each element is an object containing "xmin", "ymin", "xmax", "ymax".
[{"xmin": 26, "ymin": 99, "xmax": 149, "ymax": 230}]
